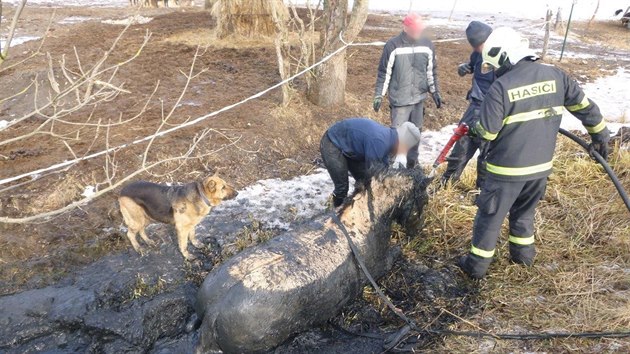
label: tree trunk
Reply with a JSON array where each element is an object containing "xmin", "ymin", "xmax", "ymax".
[
  {"xmin": 587, "ymin": 0, "xmax": 600, "ymax": 29},
  {"xmin": 212, "ymin": 0, "xmax": 286, "ymax": 39},
  {"xmin": 541, "ymin": 9, "xmax": 552, "ymax": 60},
  {"xmin": 448, "ymin": 0, "xmax": 458, "ymax": 22},
  {"xmin": 270, "ymin": 0, "xmax": 291, "ymax": 105},
  {"xmin": 554, "ymin": 7, "xmax": 563, "ymax": 32},
  {"xmin": 307, "ymin": 0, "xmax": 369, "ymax": 107}
]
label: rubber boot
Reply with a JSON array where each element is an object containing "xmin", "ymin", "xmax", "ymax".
[
  {"xmin": 509, "ymin": 244, "xmax": 536, "ymax": 266},
  {"xmin": 332, "ymin": 194, "xmax": 345, "ymax": 208},
  {"xmin": 457, "ymin": 254, "xmax": 492, "ymax": 279}
]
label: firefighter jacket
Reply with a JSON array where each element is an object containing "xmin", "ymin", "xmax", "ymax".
[{"xmin": 474, "ymin": 59, "xmax": 607, "ymax": 181}]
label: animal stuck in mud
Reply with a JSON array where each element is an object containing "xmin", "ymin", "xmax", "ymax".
[{"xmin": 193, "ymin": 169, "xmax": 429, "ymax": 353}]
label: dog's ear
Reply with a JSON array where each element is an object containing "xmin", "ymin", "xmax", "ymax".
[{"xmin": 206, "ymin": 179, "xmax": 217, "ymax": 193}]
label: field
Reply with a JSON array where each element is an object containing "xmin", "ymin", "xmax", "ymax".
[{"xmin": 0, "ymin": 2, "xmax": 629, "ymax": 353}]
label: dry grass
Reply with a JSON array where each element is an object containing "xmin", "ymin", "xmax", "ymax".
[
  {"xmin": 164, "ymin": 28, "xmax": 318, "ymax": 50},
  {"xmin": 411, "ymin": 138, "xmax": 630, "ymax": 352},
  {"xmin": 571, "ymin": 20, "xmax": 630, "ymax": 51}
]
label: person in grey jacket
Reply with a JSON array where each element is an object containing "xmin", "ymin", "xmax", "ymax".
[{"xmin": 373, "ymin": 12, "xmax": 442, "ymax": 169}]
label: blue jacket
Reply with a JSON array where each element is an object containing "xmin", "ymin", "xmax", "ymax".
[
  {"xmin": 468, "ymin": 51, "xmax": 495, "ymax": 104},
  {"xmin": 326, "ymin": 118, "xmax": 397, "ymax": 168}
]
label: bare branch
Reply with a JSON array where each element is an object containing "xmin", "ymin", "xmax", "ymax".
[{"xmin": 0, "ymin": 130, "xmax": 238, "ymax": 224}]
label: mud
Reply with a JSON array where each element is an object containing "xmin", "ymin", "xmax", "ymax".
[{"xmin": 0, "ymin": 205, "xmax": 472, "ymax": 354}]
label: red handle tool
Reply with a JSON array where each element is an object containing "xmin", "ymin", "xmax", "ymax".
[{"xmin": 428, "ymin": 123, "xmax": 469, "ymax": 177}]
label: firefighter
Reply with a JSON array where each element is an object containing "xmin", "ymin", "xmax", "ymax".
[
  {"xmin": 458, "ymin": 27, "xmax": 610, "ymax": 279},
  {"xmin": 373, "ymin": 12, "xmax": 442, "ymax": 169},
  {"xmin": 440, "ymin": 21, "xmax": 494, "ymax": 188},
  {"xmin": 320, "ymin": 118, "xmax": 421, "ymax": 207}
]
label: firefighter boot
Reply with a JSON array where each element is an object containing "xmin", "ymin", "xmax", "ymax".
[
  {"xmin": 509, "ymin": 243, "xmax": 536, "ymax": 266},
  {"xmin": 458, "ymin": 254, "xmax": 493, "ymax": 279}
]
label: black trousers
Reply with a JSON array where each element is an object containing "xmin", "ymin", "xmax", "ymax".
[
  {"xmin": 461, "ymin": 176, "xmax": 547, "ymax": 278},
  {"xmin": 320, "ymin": 134, "xmax": 369, "ymax": 201},
  {"xmin": 390, "ymin": 101, "xmax": 424, "ymax": 164},
  {"xmin": 442, "ymin": 103, "xmax": 487, "ymax": 188}
]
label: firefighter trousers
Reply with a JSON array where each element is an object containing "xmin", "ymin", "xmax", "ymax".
[{"xmin": 462, "ymin": 176, "xmax": 547, "ymax": 278}]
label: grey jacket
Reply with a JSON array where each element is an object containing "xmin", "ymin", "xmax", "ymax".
[{"xmin": 374, "ymin": 32, "xmax": 439, "ymax": 107}]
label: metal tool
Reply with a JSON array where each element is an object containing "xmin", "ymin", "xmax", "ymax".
[{"xmin": 428, "ymin": 123, "xmax": 469, "ymax": 178}]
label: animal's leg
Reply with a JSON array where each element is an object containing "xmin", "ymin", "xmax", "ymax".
[
  {"xmin": 175, "ymin": 222, "xmax": 195, "ymax": 260},
  {"xmin": 119, "ymin": 197, "xmax": 146, "ymax": 254},
  {"xmin": 126, "ymin": 230, "xmax": 143, "ymax": 254},
  {"xmin": 188, "ymin": 226, "xmax": 204, "ymax": 249},
  {"xmin": 139, "ymin": 228, "xmax": 156, "ymax": 246}
]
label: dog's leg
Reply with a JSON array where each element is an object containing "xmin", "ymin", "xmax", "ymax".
[
  {"xmin": 176, "ymin": 224, "xmax": 195, "ymax": 260},
  {"xmin": 139, "ymin": 228, "xmax": 156, "ymax": 246},
  {"xmin": 174, "ymin": 213, "xmax": 195, "ymax": 260},
  {"xmin": 188, "ymin": 222, "xmax": 204, "ymax": 249},
  {"xmin": 126, "ymin": 230, "xmax": 144, "ymax": 254},
  {"xmin": 119, "ymin": 197, "xmax": 145, "ymax": 255}
]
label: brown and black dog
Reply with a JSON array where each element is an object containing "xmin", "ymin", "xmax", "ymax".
[{"xmin": 119, "ymin": 174, "xmax": 238, "ymax": 260}]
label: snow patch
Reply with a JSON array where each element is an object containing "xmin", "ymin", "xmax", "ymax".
[
  {"xmin": 82, "ymin": 185, "xmax": 96, "ymax": 198},
  {"xmin": 417, "ymin": 124, "xmax": 460, "ymax": 166},
  {"xmin": 59, "ymin": 16, "xmax": 95, "ymax": 25},
  {"xmin": 562, "ymin": 68, "xmax": 630, "ymax": 134},
  {"xmin": 210, "ymin": 170, "xmax": 334, "ymax": 230},
  {"xmin": 0, "ymin": 36, "xmax": 40, "ymax": 48},
  {"xmin": 102, "ymin": 15, "xmax": 153, "ymax": 26},
  {"xmin": 0, "ymin": 120, "xmax": 11, "ymax": 129},
  {"xmin": 203, "ymin": 126, "xmax": 456, "ymax": 232}
]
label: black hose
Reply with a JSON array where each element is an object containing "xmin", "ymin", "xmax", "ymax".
[{"xmin": 558, "ymin": 128, "xmax": 630, "ymax": 213}]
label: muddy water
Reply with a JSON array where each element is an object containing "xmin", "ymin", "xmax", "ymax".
[{"xmin": 0, "ymin": 167, "xmax": 468, "ymax": 353}]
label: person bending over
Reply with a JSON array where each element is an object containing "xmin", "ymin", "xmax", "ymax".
[{"xmin": 320, "ymin": 118, "xmax": 421, "ymax": 207}]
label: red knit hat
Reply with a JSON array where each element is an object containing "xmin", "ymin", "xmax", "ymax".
[{"xmin": 403, "ymin": 13, "xmax": 425, "ymax": 33}]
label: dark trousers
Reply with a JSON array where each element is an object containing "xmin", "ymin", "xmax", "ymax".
[
  {"xmin": 390, "ymin": 101, "xmax": 424, "ymax": 164},
  {"xmin": 320, "ymin": 134, "xmax": 369, "ymax": 201},
  {"xmin": 442, "ymin": 103, "xmax": 487, "ymax": 188},
  {"xmin": 462, "ymin": 176, "xmax": 547, "ymax": 278}
]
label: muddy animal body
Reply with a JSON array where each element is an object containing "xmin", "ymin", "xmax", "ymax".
[
  {"xmin": 195, "ymin": 170, "xmax": 428, "ymax": 353},
  {"xmin": 119, "ymin": 174, "xmax": 237, "ymax": 260}
]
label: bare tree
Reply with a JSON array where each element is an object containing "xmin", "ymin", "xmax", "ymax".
[
  {"xmin": 307, "ymin": 0, "xmax": 369, "ymax": 107},
  {"xmin": 587, "ymin": 0, "xmax": 600, "ymax": 29},
  {"xmin": 0, "ymin": 25, "xmax": 152, "ymax": 148},
  {"xmin": 0, "ymin": 47, "xmax": 252, "ymax": 224},
  {"xmin": 541, "ymin": 8, "xmax": 552, "ymax": 60},
  {"xmin": 271, "ymin": 0, "xmax": 321, "ymax": 105},
  {"xmin": 0, "ymin": 0, "xmax": 28, "ymax": 67},
  {"xmin": 554, "ymin": 7, "xmax": 564, "ymax": 32},
  {"xmin": 448, "ymin": 0, "xmax": 458, "ymax": 22}
]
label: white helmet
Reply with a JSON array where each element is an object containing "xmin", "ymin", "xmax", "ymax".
[{"xmin": 482, "ymin": 27, "xmax": 537, "ymax": 70}]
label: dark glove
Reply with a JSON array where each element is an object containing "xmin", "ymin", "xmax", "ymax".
[
  {"xmin": 373, "ymin": 96, "xmax": 382, "ymax": 112},
  {"xmin": 458, "ymin": 63, "xmax": 472, "ymax": 77},
  {"xmin": 589, "ymin": 127, "xmax": 611, "ymax": 161},
  {"xmin": 432, "ymin": 92, "xmax": 442, "ymax": 109},
  {"xmin": 467, "ymin": 120, "xmax": 480, "ymax": 138}
]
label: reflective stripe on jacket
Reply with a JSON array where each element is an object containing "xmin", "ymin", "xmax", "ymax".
[
  {"xmin": 374, "ymin": 32, "xmax": 439, "ymax": 107},
  {"xmin": 477, "ymin": 60, "xmax": 606, "ymax": 181}
]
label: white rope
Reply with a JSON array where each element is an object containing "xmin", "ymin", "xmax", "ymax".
[{"xmin": 0, "ymin": 34, "xmax": 464, "ymax": 187}]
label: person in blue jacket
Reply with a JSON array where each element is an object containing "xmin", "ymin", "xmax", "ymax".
[
  {"xmin": 320, "ymin": 118, "xmax": 421, "ymax": 207},
  {"xmin": 441, "ymin": 21, "xmax": 495, "ymax": 188}
]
